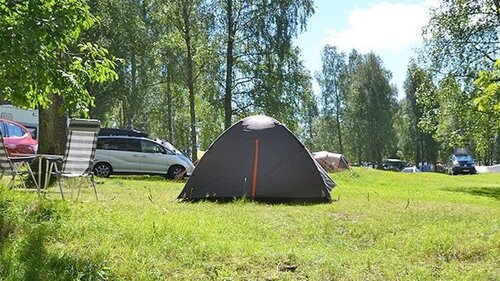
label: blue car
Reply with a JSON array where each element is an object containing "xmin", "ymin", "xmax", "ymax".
[{"xmin": 447, "ymin": 149, "xmax": 477, "ymax": 175}]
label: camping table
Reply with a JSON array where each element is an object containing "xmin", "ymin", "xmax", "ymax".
[
  {"xmin": 36, "ymin": 154, "xmax": 63, "ymax": 190},
  {"xmin": 10, "ymin": 153, "xmax": 63, "ymax": 191}
]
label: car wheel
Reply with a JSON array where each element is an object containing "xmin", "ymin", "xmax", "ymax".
[
  {"xmin": 94, "ymin": 162, "xmax": 112, "ymax": 178},
  {"xmin": 167, "ymin": 165, "xmax": 185, "ymax": 179}
]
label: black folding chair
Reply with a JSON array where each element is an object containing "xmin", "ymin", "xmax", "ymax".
[{"xmin": 0, "ymin": 134, "xmax": 39, "ymax": 193}]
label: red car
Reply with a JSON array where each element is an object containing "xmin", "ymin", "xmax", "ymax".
[{"xmin": 0, "ymin": 118, "xmax": 38, "ymax": 155}]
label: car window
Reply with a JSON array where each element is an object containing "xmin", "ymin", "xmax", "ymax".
[
  {"xmin": 5, "ymin": 122, "xmax": 27, "ymax": 137},
  {"xmin": 97, "ymin": 138, "xmax": 141, "ymax": 152},
  {"xmin": 118, "ymin": 139, "xmax": 141, "ymax": 152},
  {"xmin": 26, "ymin": 126, "xmax": 37, "ymax": 140},
  {"xmin": 164, "ymin": 148, "xmax": 175, "ymax": 155},
  {"xmin": 141, "ymin": 140, "xmax": 165, "ymax": 154},
  {"xmin": 97, "ymin": 138, "xmax": 114, "ymax": 150}
]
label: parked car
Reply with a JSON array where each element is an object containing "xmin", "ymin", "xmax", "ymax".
[
  {"xmin": 0, "ymin": 118, "xmax": 38, "ymax": 155},
  {"xmin": 402, "ymin": 166, "xmax": 421, "ymax": 173},
  {"xmin": 447, "ymin": 148, "xmax": 476, "ymax": 175},
  {"xmin": 93, "ymin": 136, "xmax": 195, "ymax": 179},
  {"xmin": 378, "ymin": 158, "xmax": 406, "ymax": 171}
]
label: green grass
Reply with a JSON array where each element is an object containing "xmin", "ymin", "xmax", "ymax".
[{"xmin": 1, "ymin": 168, "xmax": 499, "ymax": 280}]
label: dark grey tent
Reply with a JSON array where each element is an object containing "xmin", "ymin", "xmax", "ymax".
[{"xmin": 178, "ymin": 115, "xmax": 335, "ymax": 202}]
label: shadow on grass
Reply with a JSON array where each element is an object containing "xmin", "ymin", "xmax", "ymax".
[
  {"xmin": 0, "ymin": 199, "xmax": 110, "ymax": 280},
  {"xmin": 15, "ymin": 225, "xmax": 110, "ymax": 281},
  {"xmin": 444, "ymin": 187, "xmax": 500, "ymax": 200}
]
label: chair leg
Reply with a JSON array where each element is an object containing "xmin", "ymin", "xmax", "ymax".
[
  {"xmin": 8, "ymin": 174, "xmax": 16, "ymax": 189},
  {"xmin": 57, "ymin": 177, "xmax": 65, "ymax": 200},
  {"xmin": 69, "ymin": 178, "xmax": 74, "ymax": 200},
  {"xmin": 46, "ymin": 162, "xmax": 55, "ymax": 190},
  {"xmin": 26, "ymin": 163, "xmax": 40, "ymax": 195},
  {"xmin": 91, "ymin": 174, "xmax": 98, "ymax": 201},
  {"xmin": 19, "ymin": 174, "xmax": 28, "ymax": 192},
  {"xmin": 77, "ymin": 177, "xmax": 84, "ymax": 201}
]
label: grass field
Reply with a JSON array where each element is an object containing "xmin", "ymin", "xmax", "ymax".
[{"xmin": 1, "ymin": 168, "xmax": 499, "ymax": 280}]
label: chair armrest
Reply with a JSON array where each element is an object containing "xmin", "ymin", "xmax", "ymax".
[{"xmin": 9, "ymin": 156, "xmax": 37, "ymax": 163}]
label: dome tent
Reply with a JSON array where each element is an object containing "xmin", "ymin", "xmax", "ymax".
[
  {"xmin": 178, "ymin": 115, "xmax": 335, "ymax": 202},
  {"xmin": 313, "ymin": 151, "xmax": 350, "ymax": 172}
]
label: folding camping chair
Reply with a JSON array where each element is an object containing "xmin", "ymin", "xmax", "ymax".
[
  {"xmin": 51, "ymin": 119, "xmax": 100, "ymax": 200},
  {"xmin": 0, "ymin": 134, "xmax": 39, "ymax": 193}
]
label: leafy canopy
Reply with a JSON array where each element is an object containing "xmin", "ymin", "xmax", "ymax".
[{"xmin": 0, "ymin": 0, "xmax": 117, "ymax": 114}]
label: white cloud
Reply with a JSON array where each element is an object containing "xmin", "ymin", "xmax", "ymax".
[{"xmin": 321, "ymin": 0, "xmax": 439, "ymax": 52}]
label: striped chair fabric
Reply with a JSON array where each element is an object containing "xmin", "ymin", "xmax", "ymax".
[
  {"xmin": 61, "ymin": 119, "xmax": 100, "ymax": 175},
  {"xmin": 55, "ymin": 119, "xmax": 100, "ymax": 200}
]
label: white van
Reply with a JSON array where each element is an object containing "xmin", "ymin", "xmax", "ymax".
[{"xmin": 94, "ymin": 136, "xmax": 195, "ymax": 179}]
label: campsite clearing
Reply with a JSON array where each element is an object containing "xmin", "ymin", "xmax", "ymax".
[{"xmin": 1, "ymin": 168, "xmax": 499, "ymax": 280}]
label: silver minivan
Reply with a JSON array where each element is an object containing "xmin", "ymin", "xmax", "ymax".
[{"xmin": 93, "ymin": 136, "xmax": 195, "ymax": 179}]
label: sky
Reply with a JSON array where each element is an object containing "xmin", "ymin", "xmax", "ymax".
[{"xmin": 295, "ymin": 0, "xmax": 440, "ymax": 99}]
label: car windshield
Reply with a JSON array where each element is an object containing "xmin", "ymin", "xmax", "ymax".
[
  {"xmin": 155, "ymin": 138, "xmax": 182, "ymax": 154},
  {"xmin": 456, "ymin": 155, "xmax": 473, "ymax": 161}
]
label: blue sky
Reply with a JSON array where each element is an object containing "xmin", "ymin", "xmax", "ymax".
[{"xmin": 295, "ymin": 0, "xmax": 439, "ymax": 99}]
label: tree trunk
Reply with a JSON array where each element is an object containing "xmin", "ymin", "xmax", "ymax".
[
  {"xmin": 224, "ymin": 0, "xmax": 234, "ymax": 129},
  {"xmin": 129, "ymin": 52, "xmax": 137, "ymax": 129},
  {"xmin": 308, "ymin": 113, "xmax": 314, "ymax": 140},
  {"xmin": 182, "ymin": 2, "xmax": 197, "ymax": 162},
  {"xmin": 187, "ymin": 49, "xmax": 197, "ymax": 162},
  {"xmin": 335, "ymin": 97, "xmax": 343, "ymax": 153},
  {"xmin": 415, "ymin": 132, "xmax": 421, "ymax": 167},
  {"xmin": 39, "ymin": 95, "xmax": 67, "ymax": 155},
  {"xmin": 139, "ymin": 56, "xmax": 148, "ymax": 132},
  {"xmin": 335, "ymin": 116, "xmax": 343, "ymax": 153},
  {"xmin": 167, "ymin": 66, "xmax": 174, "ymax": 143}
]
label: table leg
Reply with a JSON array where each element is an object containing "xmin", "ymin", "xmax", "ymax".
[
  {"xmin": 38, "ymin": 157, "xmax": 42, "ymax": 191},
  {"xmin": 44, "ymin": 159, "xmax": 50, "ymax": 190}
]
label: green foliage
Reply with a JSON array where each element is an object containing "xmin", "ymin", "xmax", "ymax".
[
  {"xmin": 395, "ymin": 62, "xmax": 439, "ymax": 164},
  {"xmin": 313, "ymin": 45, "xmax": 347, "ymax": 153},
  {"xmin": 1, "ymin": 169, "xmax": 500, "ymax": 279},
  {"xmin": 420, "ymin": 76, "xmax": 471, "ymax": 146},
  {"xmin": 82, "ymin": 0, "xmax": 316, "ymax": 157},
  {"xmin": 423, "ymin": 0, "xmax": 499, "ymax": 77},
  {"xmin": 344, "ymin": 52, "xmax": 398, "ymax": 162},
  {"xmin": 474, "ymin": 59, "xmax": 500, "ymax": 114},
  {"xmin": 419, "ymin": 0, "xmax": 500, "ymax": 164},
  {"xmin": 418, "ymin": 71, "xmax": 499, "ymax": 163},
  {"xmin": 472, "ymin": 59, "xmax": 500, "ymax": 160},
  {"xmin": 215, "ymin": 0, "xmax": 315, "ymax": 129},
  {"xmin": 309, "ymin": 49, "xmax": 399, "ymax": 163},
  {"xmin": 297, "ymin": 84, "xmax": 318, "ymax": 148},
  {"xmin": 0, "ymin": 0, "xmax": 118, "ymax": 115}
]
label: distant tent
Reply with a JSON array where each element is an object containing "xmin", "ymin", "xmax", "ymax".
[
  {"xmin": 475, "ymin": 164, "xmax": 500, "ymax": 174},
  {"xmin": 178, "ymin": 115, "xmax": 335, "ymax": 202},
  {"xmin": 313, "ymin": 151, "xmax": 350, "ymax": 172}
]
